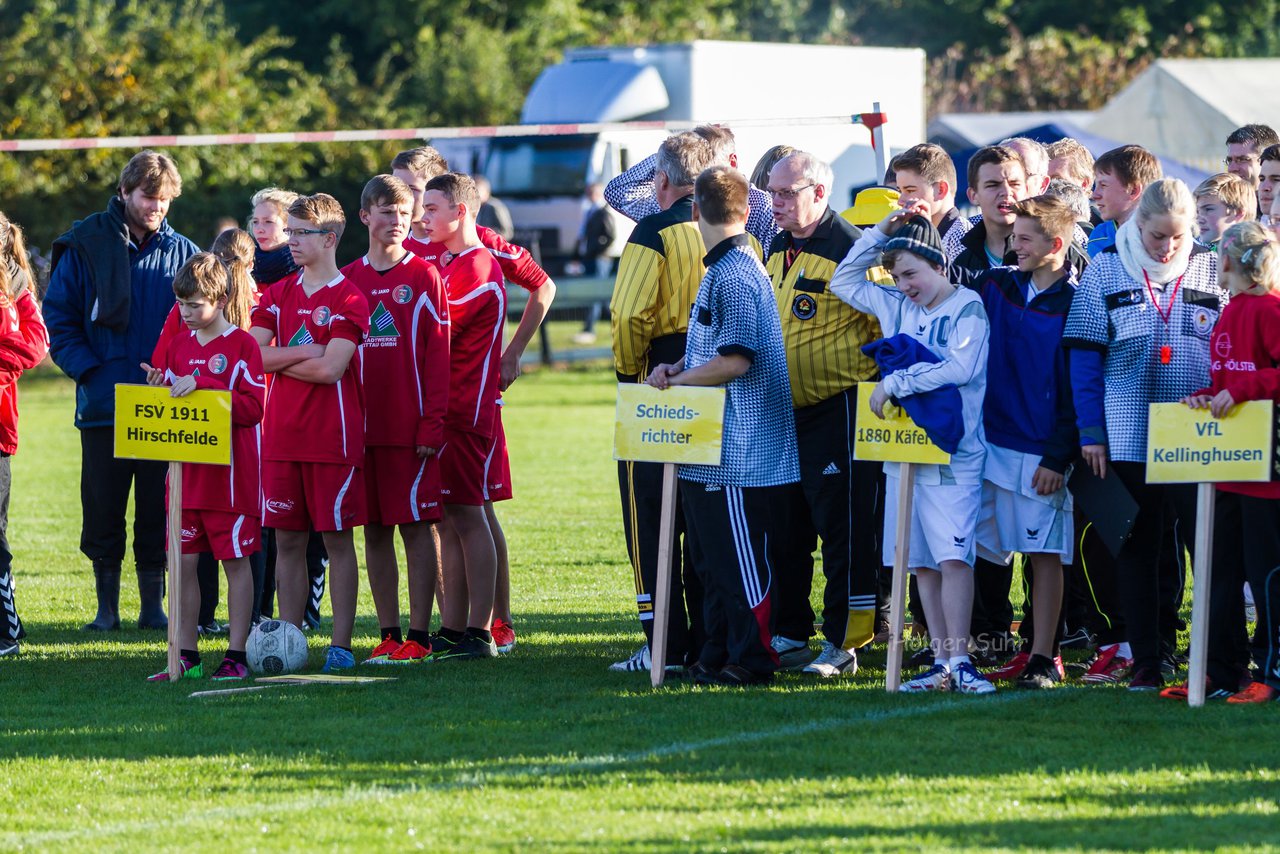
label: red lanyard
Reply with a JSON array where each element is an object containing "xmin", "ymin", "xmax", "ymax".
[{"xmin": 1143, "ymin": 270, "xmax": 1183, "ymax": 365}]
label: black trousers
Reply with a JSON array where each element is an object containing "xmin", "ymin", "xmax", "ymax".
[
  {"xmin": 681, "ymin": 480, "xmax": 784, "ymax": 675},
  {"xmin": 79, "ymin": 426, "xmax": 166, "ymax": 569},
  {"xmin": 971, "ymin": 556, "xmax": 1015, "ymax": 649},
  {"xmin": 1209, "ymin": 491, "xmax": 1280, "ymax": 690},
  {"xmin": 619, "ymin": 458, "xmax": 701, "ymax": 668},
  {"xmin": 1112, "ymin": 462, "xmax": 1196, "ymax": 673},
  {"xmin": 772, "ymin": 389, "xmax": 884, "ymax": 649},
  {"xmin": 0, "ymin": 455, "xmax": 21, "ymax": 640}
]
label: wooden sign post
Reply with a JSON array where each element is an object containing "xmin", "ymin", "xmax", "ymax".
[
  {"xmin": 1146, "ymin": 400, "xmax": 1274, "ymax": 707},
  {"xmin": 851, "ymin": 382, "xmax": 951, "ymax": 693},
  {"xmin": 115, "ymin": 384, "xmax": 232, "ymax": 682},
  {"xmin": 614, "ymin": 383, "xmax": 726, "ymax": 687}
]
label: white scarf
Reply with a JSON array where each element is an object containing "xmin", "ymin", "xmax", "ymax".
[{"xmin": 1116, "ymin": 217, "xmax": 1192, "ymax": 286}]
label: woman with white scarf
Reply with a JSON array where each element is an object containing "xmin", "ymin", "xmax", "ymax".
[{"xmin": 1061, "ymin": 178, "xmax": 1223, "ymax": 692}]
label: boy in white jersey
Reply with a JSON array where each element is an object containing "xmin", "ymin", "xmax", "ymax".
[{"xmin": 830, "ymin": 208, "xmax": 995, "ymax": 695}]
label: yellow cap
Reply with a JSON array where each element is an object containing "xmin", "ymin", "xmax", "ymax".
[{"xmin": 842, "ymin": 187, "xmax": 901, "ymax": 227}]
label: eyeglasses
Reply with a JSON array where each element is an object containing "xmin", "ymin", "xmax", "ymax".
[
  {"xmin": 1224, "ymin": 155, "xmax": 1259, "ymax": 167},
  {"xmin": 768, "ymin": 183, "xmax": 816, "ymax": 201},
  {"xmin": 283, "ymin": 228, "xmax": 332, "ymax": 238}
]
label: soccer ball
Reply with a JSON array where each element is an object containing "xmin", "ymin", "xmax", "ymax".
[{"xmin": 246, "ymin": 619, "xmax": 309, "ymax": 674}]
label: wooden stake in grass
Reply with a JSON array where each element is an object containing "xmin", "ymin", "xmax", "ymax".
[
  {"xmin": 167, "ymin": 460, "xmax": 184, "ymax": 681},
  {"xmin": 885, "ymin": 463, "xmax": 915, "ymax": 694},
  {"xmin": 1186, "ymin": 482, "xmax": 1215, "ymax": 708},
  {"xmin": 650, "ymin": 462, "xmax": 678, "ymax": 689}
]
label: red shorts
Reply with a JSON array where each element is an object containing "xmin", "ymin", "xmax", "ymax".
[
  {"xmin": 181, "ymin": 509, "xmax": 262, "ymax": 560},
  {"xmin": 364, "ymin": 445, "xmax": 442, "ymax": 526},
  {"xmin": 484, "ymin": 411, "xmax": 513, "ymax": 503},
  {"xmin": 439, "ymin": 429, "xmax": 488, "ymax": 506},
  {"xmin": 263, "ymin": 460, "xmax": 367, "ymax": 532}
]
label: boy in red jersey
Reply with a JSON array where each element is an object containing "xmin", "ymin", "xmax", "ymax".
[
  {"xmin": 250, "ymin": 193, "xmax": 371, "ymax": 672},
  {"xmin": 419, "ymin": 172, "xmax": 505, "ymax": 659},
  {"xmin": 342, "ymin": 175, "xmax": 451, "ymax": 664},
  {"xmin": 143, "ymin": 253, "xmax": 266, "ymax": 681},
  {"xmin": 393, "ymin": 146, "xmax": 558, "ymax": 653}
]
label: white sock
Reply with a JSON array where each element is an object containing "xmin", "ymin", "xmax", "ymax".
[
  {"xmin": 932, "ymin": 656, "xmax": 951, "ymax": 672},
  {"xmin": 949, "ymin": 655, "xmax": 971, "ymax": 670}
]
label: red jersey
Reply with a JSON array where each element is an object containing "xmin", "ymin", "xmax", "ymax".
[
  {"xmin": 163, "ymin": 326, "xmax": 266, "ymax": 515},
  {"xmin": 342, "ymin": 252, "xmax": 451, "ymax": 449},
  {"xmin": 405, "ymin": 225, "xmax": 550, "ymax": 292},
  {"xmin": 433, "ymin": 246, "xmax": 506, "ymax": 437},
  {"xmin": 151, "ymin": 288, "xmax": 263, "ymax": 372},
  {"xmin": 250, "ymin": 272, "xmax": 370, "ymax": 466},
  {"xmin": 0, "ymin": 290, "xmax": 49, "ymax": 455},
  {"xmin": 1196, "ymin": 290, "xmax": 1280, "ymax": 499}
]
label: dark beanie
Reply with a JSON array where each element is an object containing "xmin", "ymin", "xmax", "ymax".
[{"xmin": 884, "ymin": 215, "xmax": 945, "ymax": 269}]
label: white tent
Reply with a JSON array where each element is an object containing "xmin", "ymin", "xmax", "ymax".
[{"xmin": 1087, "ymin": 58, "xmax": 1280, "ymax": 173}]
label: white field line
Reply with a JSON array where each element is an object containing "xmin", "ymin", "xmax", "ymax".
[{"xmin": 7, "ymin": 692, "xmax": 1031, "ymax": 845}]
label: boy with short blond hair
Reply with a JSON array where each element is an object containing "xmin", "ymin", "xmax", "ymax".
[
  {"xmin": 250, "ymin": 192, "xmax": 371, "ymax": 672},
  {"xmin": 343, "ymin": 174, "xmax": 451, "ymax": 664},
  {"xmin": 1046, "ymin": 139, "xmax": 1095, "ymax": 191},
  {"xmin": 1193, "ymin": 173, "xmax": 1256, "ymax": 249},
  {"xmin": 419, "ymin": 172, "xmax": 506, "ymax": 660},
  {"xmin": 1086, "ymin": 145, "xmax": 1162, "ymax": 257}
]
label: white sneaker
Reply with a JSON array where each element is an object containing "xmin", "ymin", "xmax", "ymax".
[
  {"xmin": 608, "ymin": 645, "xmax": 651, "ymax": 672},
  {"xmin": 899, "ymin": 663, "xmax": 951, "ymax": 693},
  {"xmin": 802, "ymin": 641, "xmax": 858, "ymax": 677},
  {"xmin": 951, "ymin": 661, "xmax": 997, "ymax": 695},
  {"xmin": 771, "ymin": 635, "xmax": 815, "ymax": 670}
]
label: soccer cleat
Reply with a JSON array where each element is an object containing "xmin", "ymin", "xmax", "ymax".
[
  {"xmin": 987, "ymin": 651, "xmax": 1030, "ymax": 682},
  {"xmin": 770, "ymin": 635, "xmax": 815, "ymax": 670},
  {"xmin": 386, "ymin": 638, "xmax": 432, "ymax": 664},
  {"xmin": 1017, "ymin": 654, "xmax": 1061, "ymax": 690},
  {"xmin": 428, "ymin": 633, "xmax": 461, "ymax": 661},
  {"xmin": 1058, "ymin": 626, "xmax": 1094, "ymax": 650},
  {"xmin": 1127, "ymin": 665, "xmax": 1164, "ymax": 692},
  {"xmin": 608, "ymin": 645, "xmax": 652, "ymax": 672},
  {"xmin": 197, "ymin": 621, "xmax": 227, "ymax": 636},
  {"xmin": 1082, "ymin": 644, "xmax": 1132, "ymax": 684},
  {"xmin": 1053, "ymin": 655, "xmax": 1066, "ymax": 681},
  {"xmin": 492, "ymin": 619, "xmax": 517, "ymax": 654},
  {"xmin": 1159, "ymin": 680, "xmax": 1234, "ymax": 701},
  {"xmin": 705, "ymin": 664, "xmax": 773, "ymax": 686},
  {"xmin": 321, "ymin": 645, "xmax": 355, "ymax": 673},
  {"xmin": 802, "ymin": 641, "xmax": 858, "ymax": 678},
  {"xmin": 907, "ymin": 645, "xmax": 936, "ymax": 669},
  {"xmin": 951, "ymin": 661, "xmax": 997, "ymax": 695},
  {"xmin": 899, "ymin": 663, "xmax": 951, "ymax": 693},
  {"xmin": 363, "ymin": 635, "xmax": 403, "ymax": 665},
  {"xmin": 1227, "ymin": 681, "xmax": 1280, "ymax": 704},
  {"xmin": 434, "ymin": 634, "xmax": 497, "ymax": 661},
  {"xmin": 0, "ymin": 639, "xmax": 17, "ymax": 657},
  {"xmin": 147, "ymin": 656, "xmax": 203, "ymax": 682},
  {"xmin": 210, "ymin": 659, "xmax": 249, "ymax": 681}
]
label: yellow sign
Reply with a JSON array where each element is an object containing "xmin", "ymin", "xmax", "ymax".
[
  {"xmin": 852, "ymin": 382, "xmax": 951, "ymax": 464},
  {"xmin": 1146, "ymin": 401, "xmax": 1274, "ymax": 483},
  {"xmin": 114, "ymin": 384, "xmax": 232, "ymax": 465},
  {"xmin": 614, "ymin": 384, "xmax": 725, "ymax": 465}
]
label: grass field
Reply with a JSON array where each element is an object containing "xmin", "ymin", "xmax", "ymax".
[{"xmin": 3, "ymin": 367, "xmax": 1279, "ymax": 852}]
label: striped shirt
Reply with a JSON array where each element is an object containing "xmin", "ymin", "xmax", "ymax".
[
  {"xmin": 610, "ymin": 195, "xmax": 706, "ymax": 379},
  {"xmin": 767, "ymin": 208, "xmax": 882, "ymax": 408}
]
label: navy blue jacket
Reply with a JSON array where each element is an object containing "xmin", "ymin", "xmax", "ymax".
[
  {"xmin": 972, "ymin": 265, "xmax": 1078, "ymax": 472},
  {"xmin": 861, "ymin": 333, "xmax": 965, "ymax": 454},
  {"xmin": 44, "ymin": 210, "xmax": 199, "ymax": 428}
]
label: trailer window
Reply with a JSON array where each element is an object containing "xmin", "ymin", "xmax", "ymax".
[{"xmin": 488, "ymin": 136, "xmax": 593, "ymax": 197}]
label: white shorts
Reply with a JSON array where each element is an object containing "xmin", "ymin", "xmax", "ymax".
[
  {"xmin": 976, "ymin": 480, "xmax": 1075, "ymax": 563},
  {"xmin": 882, "ymin": 476, "xmax": 981, "ymax": 571}
]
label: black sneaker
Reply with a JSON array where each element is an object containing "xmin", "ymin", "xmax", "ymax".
[
  {"xmin": 0, "ymin": 639, "xmax": 18, "ymax": 656},
  {"xmin": 427, "ymin": 632, "xmax": 461, "ymax": 660},
  {"xmin": 1017, "ymin": 654, "xmax": 1061, "ymax": 690},
  {"xmin": 1128, "ymin": 665, "xmax": 1165, "ymax": 692},
  {"xmin": 1058, "ymin": 626, "xmax": 1093, "ymax": 650},
  {"xmin": 907, "ymin": 645, "xmax": 935, "ymax": 669},
  {"xmin": 434, "ymin": 633, "xmax": 497, "ymax": 661}
]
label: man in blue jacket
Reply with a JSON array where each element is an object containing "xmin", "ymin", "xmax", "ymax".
[{"xmin": 44, "ymin": 150, "xmax": 200, "ymax": 631}]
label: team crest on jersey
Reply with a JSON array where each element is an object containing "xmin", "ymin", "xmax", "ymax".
[
  {"xmin": 287, "ymin": 325, "xmax": 315, "ymax": 346},
  {"xmin": 368, "ymin": 302, "xmax": 401, "ymax": 339},
  {"xmin": 393, "ymin": 284, "xmax": 414, "ymax": 304},
  {"xmin": 792, "ymin": 294, "xmax": 817, "ymax": 320},
  {"xmin": 1191, "ymin": 307, "xmax": 1213, "ymax": 335},
  {"xmin": 208, "ymin": 354, "xmax": 228, "ymax": 375},
  {"xmin": 312, "ymin": 306, "xmax": 332, "ymax": 326}
]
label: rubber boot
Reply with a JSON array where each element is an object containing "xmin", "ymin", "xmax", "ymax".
[
  {"xmin": 136, "ymin": 567, "xmax": 168, "ymax": 630},
  {"xmin": 83, "ymin": 563, "xmax": 121, "ymax": 631}
]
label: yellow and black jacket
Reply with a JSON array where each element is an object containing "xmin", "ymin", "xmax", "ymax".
[{"xmin": 767, "ymin": 208, "xmax": 883, "ymax": 408}]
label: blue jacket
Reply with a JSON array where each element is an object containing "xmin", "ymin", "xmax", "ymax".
[
  {"xmin": 861, "ymin": 334, "xmax": 965, "ymax": 454},
  {"xmin": 972, "ymin": 265, "xmax": 1079, "ymax": 472},
  {"xmin": 44, "ymin": 209, "xmax": 199, "ymax": 427}
]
